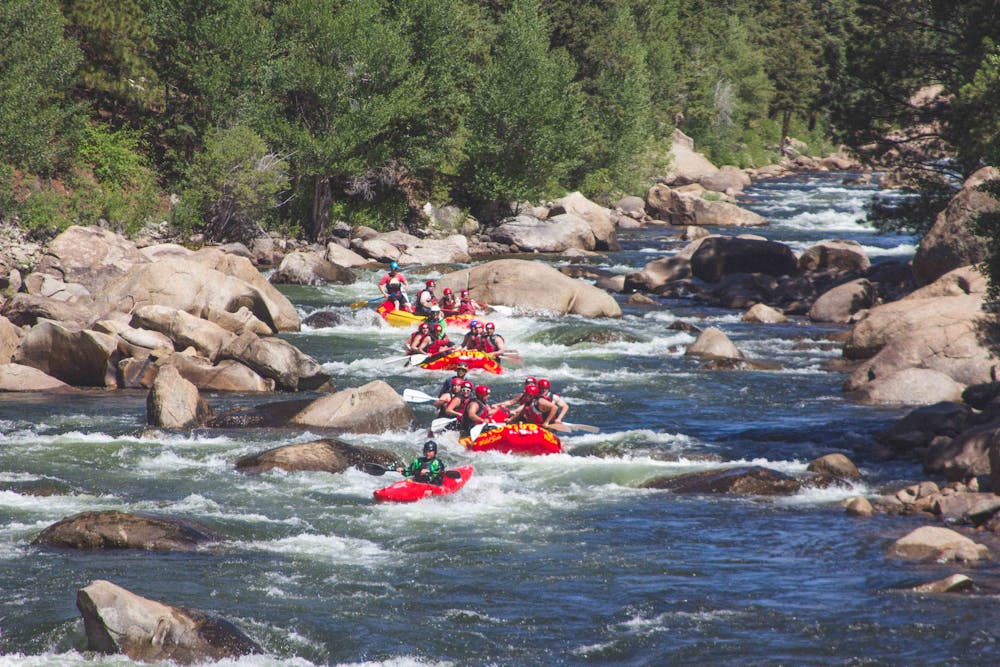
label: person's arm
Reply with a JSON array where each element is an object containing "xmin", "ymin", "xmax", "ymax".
[
  {"xmin": 433, "ymin": 391, "xmax": 452, "ymax": 410},
  {"xmin": 539, "ymin": 397, "xmax": 558, "ymax": 426},
  {"xmin": 554, "ymin": 395, "xmax": 569, "ymax": 422},
  {"xmin": 378, "ymin": 274, "xmax": 389, "ymax": 296},
  {"xmin": 443, "ymin": 396, "xmax": 463, "ymax": 419},
  {"xmin": 468, "ymin": 403, "xmax": 486, "ymax": 425},
  {"xmin": 493, "ymin": 335, "xmax": 505, "ymax": 355}
]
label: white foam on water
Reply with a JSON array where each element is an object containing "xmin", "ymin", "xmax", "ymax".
[
  {"xmin": 237, "ymin": 532, "xmax": 389, "ymax": 565},
  {"xmin": 146, "ymin": 494, "xmax": 310, "ymax": 527},
  {"xmin": 775, "ymin": 479, "xmax": 872, "ymax": 507},
  {"xmin": 863, "ymin": 242, "xmax": 917, "ymax": 257},
  {"xmin": 0, "ymin": 655, "xmax": 320, "ymax": 667},
  {"xmin": 0, "ymin": 490, "xmax": 117, "ymax": 517}
]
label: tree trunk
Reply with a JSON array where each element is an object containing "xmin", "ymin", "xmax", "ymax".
[
  {"xmin": 780, "ymin": 110, "xmax": 792, "ymax": 155},
  {"xmin": 311, "ymin": 175, "xmax": 332, "ymax": 241}
]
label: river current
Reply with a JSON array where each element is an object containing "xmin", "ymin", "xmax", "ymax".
[{"xmin": 2, "ymin": 174, "xmax": 996, "ymax": 666}]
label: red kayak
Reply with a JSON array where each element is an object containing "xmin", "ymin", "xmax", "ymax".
[
  {"xmin": 373, "ymin": 465, "xmax": 474, "ymax": 503},
  {"xmin": 459, "ymin": 423, "xmax": 563, "ymax": 456},
  {"xmin": 421, "ymin": 349, "xmax": 502, "ymax": 374}
]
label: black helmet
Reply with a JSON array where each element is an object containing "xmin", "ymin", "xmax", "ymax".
[{"xmin": 423, "ymin": 440, "xmax": 438, "ymax": 453}]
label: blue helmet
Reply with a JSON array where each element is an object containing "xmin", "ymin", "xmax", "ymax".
[{"xmin": 389, "ymin": 261, "xmax": 399, "ymax": 270}]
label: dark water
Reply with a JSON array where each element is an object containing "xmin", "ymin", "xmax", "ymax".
[{"xmin": 2, "ymin": 174, "xmax": 995, "ymax": 666}]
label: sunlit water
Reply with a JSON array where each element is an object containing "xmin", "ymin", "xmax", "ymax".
[{"xmin": 2, "ymin": 174, "xmax": 994, "ymax": 666}]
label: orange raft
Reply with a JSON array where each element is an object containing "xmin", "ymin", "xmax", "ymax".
[
  {"xmin": 459, "ymin": 423, "xmax": 563, "ymax": 456},
  {"xmin": 420, "ymin": 349, "xmax": 502, "ymax": 374}
]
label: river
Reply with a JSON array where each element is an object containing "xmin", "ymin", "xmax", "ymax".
[{"xmin": 2, "ymin": 173, "xmax": 994, "ymax": 666}]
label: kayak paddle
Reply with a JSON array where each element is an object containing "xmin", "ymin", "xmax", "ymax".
[
  {"xmin": 562, "ymin": 421, "xmax": 600, "ymax": 433},
  {"xmin": 403, "ymin": 388, "xmax": 437, "ymax": 403},
  {"xmin": 349, "ymin": 296, "xmax": 384, "ymax": 309},
  {"xmin": 359, "ymin": 462, "xmax": 460, "ymax": 479}
]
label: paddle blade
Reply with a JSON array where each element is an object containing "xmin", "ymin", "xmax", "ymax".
[
  {"xmin": 403, "ymin": 388, "xmax": 436, "ymax": 403},
  {"xmin": 562, "ymin": 422, "xmax": 600, "ymax": 433},
  {"xmin": 431, "ymin": 417, "xmax": 456, "ymax": 433},
  {"xmin": 405, "ymin": 354, "xmax": 428, "ymax": 367},
  {"xmin": 358, "ymin": 462, "xmax": 392, "ymax": 476}
]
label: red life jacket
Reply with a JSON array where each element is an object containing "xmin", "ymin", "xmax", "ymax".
[
  {"xmin": 461, "ymin": 398, "xmax": 488, "ymax": 436},
  {"xmin": 480, "ymin": 334, "xmax": 498, "ymax": 353},
  {"xmin": 459, "ymin": 300, "xmax": 477, "ymax": 314},
  {"xmin": 462, "ymin": 333, "xmax": 481, "ymax": 350},
  {"xmin": 427, "ymin": 337, "xmax": 451, "ymax": 355},
  {"xmin": 520, "ymin": 398, "xmax": 544, "ymax": 425}
]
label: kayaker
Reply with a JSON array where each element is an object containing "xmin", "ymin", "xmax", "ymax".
[
  {"xmin": 505, "ymin": 383, "xmax": 558, "ymax": 427},
  {"xmin": 538, "ymin": 378, "xmax": 569, "ymax": 423},
  {"xmin": 439, "ymin": 287, "xmax": 460, "ymax": 316},
  {"xmin": 460, "ymin": 384, "xmax": 498, "ymax": 438},
  {"xmin": 396, "ymin": 440, "xmax": 446, "ymax": 485},
  {"xmin": 405, "ymin": 322, "xmax": 432, "ymax": 355},
  {"xmin": 438, "ymin": 362, "xmax": 469, "ymax": 396},
  {"xmin": 414, "ymin": 279, "xmax": 438, "ymax": 317},
  {"xmin": 379, "ymin": 261, "xmax": 411, "ymax": 311},
  {"xmin": 425, "ymin": 323, "xmax": 455, "ymax": 356},
  {"xmin": 461, "ymin": 320, "xmax": 482, "ymax": 350},
  {"xmin": 479, "ymin": 322, "xmax": 506, "ymax": 359}
]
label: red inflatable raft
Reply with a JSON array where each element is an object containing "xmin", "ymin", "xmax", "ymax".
[
  {"xmin": 373, "ymin": 465, "xmax": 474, "ymax": 503},
  {"xmin": 420, "ymin": 349, "xmax": 502, "ymax": 374},
  {"xmin": 459, "ymin": 423, "xmax": 563, "ymax": 456}
]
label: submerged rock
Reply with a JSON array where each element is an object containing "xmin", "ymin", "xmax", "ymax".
[
  {"xmin": 32, "ymin": 511, "xmax": 223, "ymax": 552},
  {"xmin": 235, "ymin": 439, "xmax": 399, "ymax": 475},
  {"xmin": 640, "ymin": 466, "xmax": 802, "ymax": 495}
]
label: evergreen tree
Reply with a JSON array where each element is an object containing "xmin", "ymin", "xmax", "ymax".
[
  {"xmin": 461, "ymin": 0, "xmax": 584, "ymax": 217},
  {"xmin": 61, "ymin": 0, "xmax": 159, "ymax": 128},
  {"xmin": 0, "ymin": 0, "xmax": 80, "ymax": 171}
]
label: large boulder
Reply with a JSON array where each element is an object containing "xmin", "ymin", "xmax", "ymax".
[
  {"xmin": 0, "ymin": 363, "xmax": 76, "ymax": 392},
  {"xmin": 690, "ymin": 236, "xmax": 798, "ymax": 282},
  {"xmin": 664, "ymin": 128, "xmax": 719, "ymax": 185},
  {"xmin": 623, "ymin": 256, "xmax": 691, "ymax": 292},
  {"xmin": 155, "ymin": 353, "xmax": 272, "ymax": 392},
  {"xmin": 1, "ymin": 292, "xmax": 99, "ymax": 328},
  {"xmin": 397, "ymin": 234, "xmax": 472, "ymax": 264},
  {"xmin": 798, "ymin": 239, "xmax": 871, "ymax": 274},
  {"xmin": 641, "ymin": 466, "xmax": 802, "ymax": 495},
  {"xmin": 488, "ymin": 214, "xmax": 596, "ymax": 253},
  {"xmin": 684, "ymin": 327, "xmax": 743, "ymax": 360},
  {"xmin": 32, "ymin": 511, "xmax": 222, "ymax": 552},
  {"xmin": 131, "ymin": 305, "xmax": 236, "ymax": 362},
  {"xmin": 925, "ymin": 419, "xmax": 1000, "ymax": 481},
  {"xmin": 551, "ymin": 191, "xmax": 619, "ymax": 250},
  {"xmin": 808, "ymin": 279, "xmax": 875, "ymax": 323},
  {"xmin": 0, "ymin": 315, "xmax": 22, "ymax": 363},
  {"xmin": 189, "ymin": 248, "xmax": 300, "ymax": 331},
  {"xmin": 325, "ymin": 242, "xmax": 370, "ymax": 268},
  {"xmin": 886, "ymin": 526, "xmax": 989, "ymax": 563},
  {"xmin": 850, "ymin": 368, "xmax": 966, "ymax": 406},
  {"xmin": 77, "ymin": 580, "xmax": 260, "ymax": 664},
  {"xmin": 913, "ymin": 167, "xmax": 997, "ymax": 284},
  {"xmin": 235, "ymin": 439, "xmax": 400, "ymax": 475},
  {"xmin": 290, "ymin": 380, "xmax": 412, "ymax": 433},
  {"xmin": 14, "ymin": 320, "xmax": 118, "ymax": 387},
  {"xmin": 647, "ymin": 185, "xmax": 766, "ymax": 227},
  {"xmin": 146, "ymin": 364, "xmax": 215, "ymax": 429},
  {"xmin": 269, "ymin": 250, "xmax": 356, "ymax": 285},
  {"xmin": 221, "ymin": 332, "xmax": 330, "ymax": 391},
  {"xmin": 438, "ymin": 259, "xmax": 621, "ymax": 318},
  {"xmin": 33, "ymin": 225, "xmax": 147, "ymax": 295},
  {"xmin": 97, "ymin": 258, "xmax": 290, "ymax": 335}
]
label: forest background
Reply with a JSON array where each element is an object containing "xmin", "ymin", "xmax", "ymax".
[{"xmin": 1, "ymin": 0, "xmax": 998, "ymax": 279}]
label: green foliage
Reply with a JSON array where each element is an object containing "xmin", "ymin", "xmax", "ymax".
[
  {"xmin": 0, "ymin": 0, "xmax": 81, "ymax": 171},
  {"xmin": 955, "ymin": 41, "xmax": 1000, "ymax": 168},
  {"xmin": 177, "ymin": 125, "xmax": 289, "ymax": 243},
  {"xmin": 461, "ymin": 0, "xmax": 585, "ymax": 216},
  {"xmin": 973, "ymin": 179, "xmax": 1000, "ymax": 307},
  {"xmin": 76, "ymin": 124, "xmax": 147, "ymax": 185}
]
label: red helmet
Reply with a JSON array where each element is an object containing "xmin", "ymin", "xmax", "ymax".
[
  {"xmin": 462, "ymin": 380, "xmax": 473, "ymax": 388},
  {"xmin": 451, "ymin": 377, "xmax": 463, "ymax": 386},
  {"xmin": 538, "ymin": 378, "xmax": 551, "ymax": 389},
  {"xmin": 484, "ymin": 322, "xmax": 495, "ymax": 331},
  {"xmin": 461, "ymin": 290, "xmax": 470, "ymax": 297},
  {"xmin": 443, "ymin": 287, "xmax": 453, "ymax": 295},
  {"xmin": 433, "ymin": 324, "xmax": 443, "ymax": 332},
  {"xmin": 418, "ymin": 322, "xmax": 429, "ymax": 331},
  {"xmin": 525, "ymin": 384, "xmax": 540, "ymax": 397},
  {"xmin": 475, "ymin": 385, "xmax": 490, "ymax": 399},
  {"xmin": 525, "ymin": 376, "xmax": 537, "ymax": 385},
  {"xmin": 426, "ymin": 279, "xmax": 436, "ymax": 287}
]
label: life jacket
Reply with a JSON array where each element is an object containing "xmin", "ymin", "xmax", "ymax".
[
  {"xmin": 384, "ymin": 273, "xmax": 404, "ymax": 294},
  {"xmin": 458, "ymin": 299, "xmax": 477, "ymax": 315},
  {"xmin": 440, "ymin": 294, "xmax": 458, "ymax": 313},
  {"xmin": 462, "ymin": 333, "xmax": 481, "ymax": 350},
  {"xmin": 480, "ymin": 334, "xmax": 498, "ymax": 354},
  {"xmin": 407, "ymin": 331, "xmax": 429, "ymax": 347},
  {"xmin": 441, "ymin": 392, "xmax": 469, "ymax": 418},
  {"xmin": 460, "ymin": 398, "xmax": 488, "ymax": 437},
  {"xmin": 426, "ymin": 336, "xmax": 451, "ymax": 355},
  {"xmin": 415, "ymin": 289, "xmax": 437, "ymax": 315},
  {"xmin": 519, "ymin": 398, "xmax": 544, "ymax": 425}
]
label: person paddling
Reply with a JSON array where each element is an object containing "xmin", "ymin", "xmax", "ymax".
[
  {"xmin": 379, "ymin": 261, "xmax": 411, "ymax": 311},
  {"xmin": 415, "ymin": 279, "xmax": 438, "ymax": 317},
  {"xmin": 444, "ymin": 380, "xmax": 474, "ymax": 423},
  {"xmin": 396, "ymin": 440, "xmax": 446, "ymax": 485},
  {"xmin": 505, "ymin": 383, "xmax": 558, "ymax": 428},
  {"xmin": 458, "ymin": 289, "xmax": 486, "ymax": 315},
  {"xmin": 460, "ymin": 384, "xmax": 498, "ymax": 438},
  {"xmin": 439, "ymin": 287, "xmax": 460, "ymax": 316},
  {"xmin": 498, "ymin": 376, "xmax": 538, "ymax": 410},
  {"xmin": 461, "ymin": 320, "xmax": 483, "ymax": 350},
  {"xmin": 479, "ymin": 322, "xmax": 506, "ymax": 359},
  {"xmin": 538, "ymin": 378, "xmax": 569, "ymax": 424},
  {"xmin": 405, "ymin": 322, "xmax": 432, "ymax": 355},
  {"xmin": 425, "ymin": 323, "xmax": 455, "ymax": 356},
  {"xmin": 425, "ymin": 305, "xmax": 448, "ymax": 332},
  {"xmin": 438, "ymin": 362, "xmax": 469, "ymax": 396}
]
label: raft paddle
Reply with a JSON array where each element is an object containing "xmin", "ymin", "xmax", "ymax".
[
  {"xmin": 469, "ymin": 421, "xmax": 504, "ymax": 440},
  {"xmin": 403, "ymin": 388, "xmax": 437, "ymax": 403},
  {"xmin": 562, "ymin": 421, "xmax": 600, "ymax": 433},
  {"xmin": 430, "ymin": 417, "xmax": 456, "ymax": 433},
  {"xmin": 349, "ymin": 296, "xmax": 384, "ymax": 309}
]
